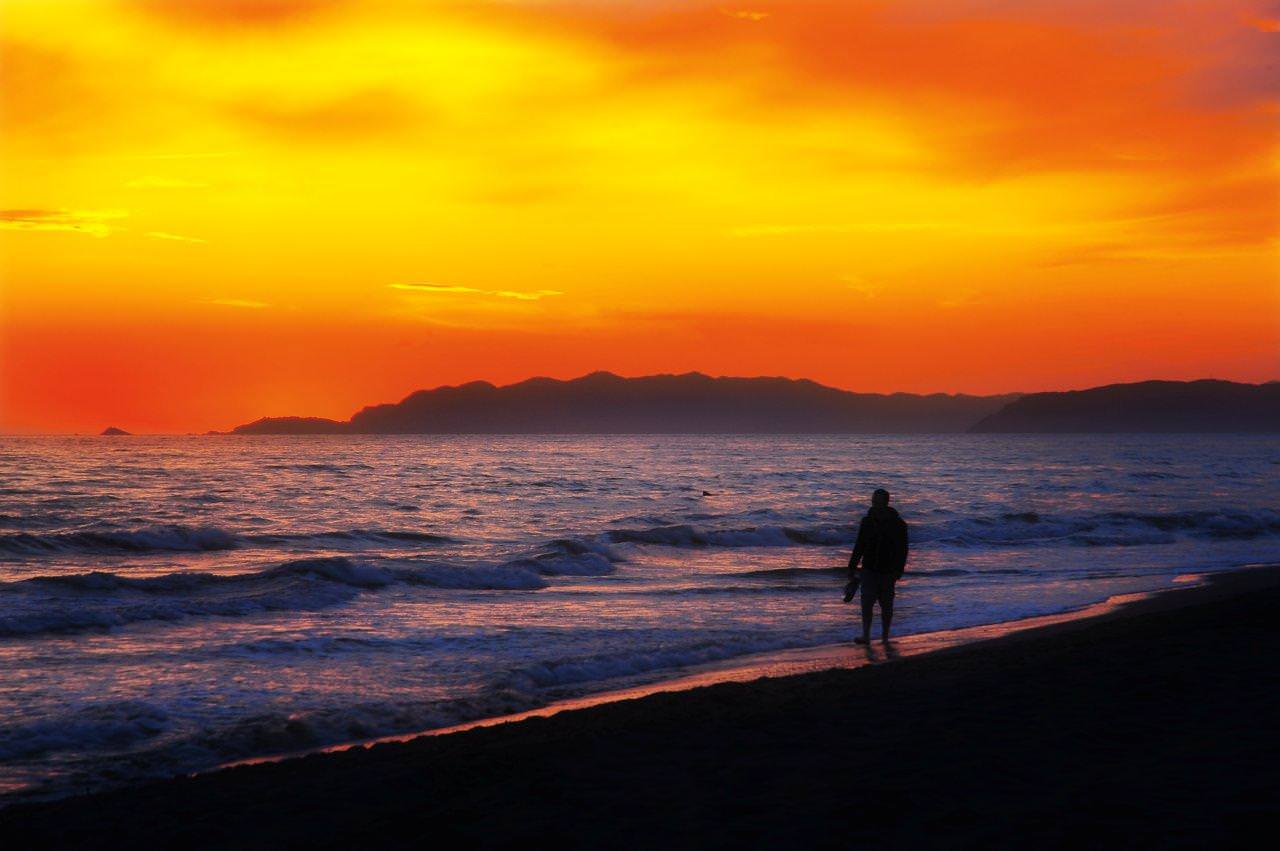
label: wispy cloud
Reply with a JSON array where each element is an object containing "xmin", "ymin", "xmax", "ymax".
[
  {"xmin": 726, "ymin": 222, "xmax": 947, "ymax": 238},
  {"xmin": 0, "ymin": 208, "xmax": 127, "ymax": 237},
  {"xmin": 147, "ymin": 230, "xmax": 207, "ymax": 243},
  {"xmin": 207, "ymin": 298, "xmax": 269, "ymax": 309},
  {"xmin": 390, "ymin": 283, "xmax": 482, "ymax": 295},
  {"xmin": 126, "ymin": 176, "xmax": 208, "ymax": 189},
  {"xmin": 1039, "ymin": 241, "xmax": 1263, "ymax": 268},
  {"xmin": 389, "ymin": 283, "xmax": 563, "ymax": 301},
  {"xmin": 106, "ymin": 152, "xmax": 234, "ymax": 161},
  {"xmin": 938, "ymin": 288, "xmax": 984, "ymax": 309},
  {"xmin": 721, "ymin": 9, "xmax": 769, "ymax": 22},
  {"xmin": 842, "ymin": 274, "xmax": 885, "ymax": 299},
  {"xmin": 229, "ymin": 88, "xmax": 422, "ymax": 141},
  {"xmin": 138, "ymin": 0, "xmax": 342, "ymax": 29},
  {"xmin": 492, "ymin": 289, "xmax": 564, "ymax": 301}
]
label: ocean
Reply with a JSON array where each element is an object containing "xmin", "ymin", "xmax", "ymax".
[{"xmin": 1, "ymin": 434, "xmax": 1277, "ymax": 801}]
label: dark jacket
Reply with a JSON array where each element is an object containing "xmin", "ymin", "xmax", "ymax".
[{"xmin": 848, "ymin": 505, "xmax": 909, "ymax": 578}]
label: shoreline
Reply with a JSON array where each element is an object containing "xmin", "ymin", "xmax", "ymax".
[
  {"xmin": 218, "ymin": 564, "xmax": 1260, "ymax": 773},
  {"xmin": 4, "ymin": 561, "xmax": 1278, "ymax": 847}
]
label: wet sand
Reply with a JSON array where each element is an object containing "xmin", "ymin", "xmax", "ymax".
[{"xmin": 4, "ymin": 565, "xmax": 1278, "ymax": 848}]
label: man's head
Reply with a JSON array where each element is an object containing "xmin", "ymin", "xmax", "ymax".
[{"xmin": 871, "ymin": 488, "xmax": 891, "ymax": 508}]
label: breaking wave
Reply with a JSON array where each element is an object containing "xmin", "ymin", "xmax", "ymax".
[
  {"xmin": 0, "ymin": 556, "xmax": 558, "ymax": 638},
  {"xmin": 605, "ymin": 524, "xmax": 850, "ymax": 548},
  {"xmin": 5, "ymin": 510, "xmax": 1273, "ymax": 567},
  {"xmin": 730, "ymin": 566, "xmax": 1027, "ymax": 579},
  {"xmin": 493, "ymin": 633, "xmax": 821, "ymax": 693},
  {"xmin": 0, "ymin": 525, "xmax": 454, "ymax": 558},
  {"xmin": 503, "ymin": 538, "xmax": 622, "ymax": 577},
  {"xmin": 603, "ymin": 508, "xmax": 1280, "ymax": 552},
  {"xmin": 0, "ymin": 701, "xmax": 171, "ymax": 762},
  {"xmin": 0, "ymin": 692, "xmax": 541, "ymax": 791},
  {"xmin": 1, "ymin": 628, "xmax": 835, "ymax": 800},
  {"xmin": 0, "ymin": 525, "xmax": 240, "ymax": 556}
]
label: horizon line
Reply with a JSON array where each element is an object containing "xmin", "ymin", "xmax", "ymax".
[{"xmin": 3, "ymin": 372, "xmax": 1276, "ymax": 436}]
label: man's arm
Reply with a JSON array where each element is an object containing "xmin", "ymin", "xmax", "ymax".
[
  {"xmin": 900, "ymin": 520, "xmax": 909, "ymax": 573},
  {"xmin": 847, "ymin": 518, "xmax": 868, "ymax": 578}
]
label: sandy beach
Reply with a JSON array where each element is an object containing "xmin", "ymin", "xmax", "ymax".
[{"xmin": 3, "ymin": 563, "xmax": 1277, "ymax": 849}]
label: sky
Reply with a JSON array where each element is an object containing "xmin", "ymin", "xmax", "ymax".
[{"xmin": 1, "ymin": 0, "xmax": 1277, "ymax": 432}]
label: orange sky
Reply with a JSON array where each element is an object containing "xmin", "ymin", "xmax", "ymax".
[{"xmin": 1, "ymin": 0, "xmax": 1277, "ymax": 432}]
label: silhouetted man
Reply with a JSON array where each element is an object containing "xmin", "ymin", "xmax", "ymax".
[{"xmin": 847, "ymin": 488, "xmax": 909, "ymax": 644}]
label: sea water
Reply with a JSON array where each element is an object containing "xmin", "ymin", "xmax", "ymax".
[{"xmin": 1, "ymin": 434, "xmax": 1277, "ymax": 800}]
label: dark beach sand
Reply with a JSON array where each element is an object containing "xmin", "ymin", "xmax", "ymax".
[{"xmin": 4, "ymin": 566, "xmax": 1278, "ymax": 849}]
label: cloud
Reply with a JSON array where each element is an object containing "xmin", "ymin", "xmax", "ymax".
[
  {"xmin": 227, "ymin": 88, "xmax": 424, "ymax": 141},
  {"xmin": 389, "ymin": 283, "xmax": 563, "ymax": 301},
  {"xmin": 551, "ymin": 0, "xmax": 1277, "ymax": 181},
  {"xmin": 0, "ymin": 40, "xmax": 106, "ymax": 137},
  {"xmin": 0, "ymin": 209, "xmax": 127, "ymax": 237},
  {"xmin": 1039, "ymin": 241, "xmax": 1265, "ymax": 267},
  {"xmin": 492, "ymin": 289, "xmax": 565, "ymax": 301},
  {"xmin": 208, "ymin": 298, "xmax": 270, "ymax": 309},
  {"xmin": 938, "ymin": 288, "xmax": 985, "ymax": 309},
  {"xmin": 727, "ymin": 222, "xmax": 946, "ymax": 238},
  {"xmin": 842, "ymin": 275, "xmax": 885, "ymax": 299},
  {"xmin": 146, "ymin": 231, "xmax": 207, "ymax": 243},
  {"xmin": 134, "ymin": 0, "xmax": 344, "ymax": 29},
  {"xmin": 109, "ymin": 153, "xmax": 235, "ymax": 161},
  {"xmin": 390, "ymin": 283, "xmax": 483, "ymax": 295},
  {"xmin": 0, "ymin": 211, "xmax": 206, "ymax": 244},
  {"xmin": 126, "ymin": 176, "xmax": 208, "ymax": 189}
]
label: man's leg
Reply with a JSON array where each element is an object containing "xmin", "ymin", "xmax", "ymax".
[
  {"xmin": 880, "ymin": 578, "xmax": 897, "ymax": 641},
  {"xmin": 857, "ymin": 572, "xmax": 875, "ymax": 643}
]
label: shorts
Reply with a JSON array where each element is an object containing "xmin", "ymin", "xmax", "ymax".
[{"xmin": 860, "ymin": 570, "xmax": 898, "ymax": 608}]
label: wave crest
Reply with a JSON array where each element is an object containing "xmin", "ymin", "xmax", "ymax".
[
  {"xmin": 0, "ymin": 525, "xmax": 454, "ymax": 559},
  {"xmin": 0, "ymin": 557, "xmax": 546, "ymax": 638},
  {"xmin": 602, "ymin": 508, "xmax": 1280, "ymax": 552},
  {"xmin": 0, "ymin": 525, "xmax": 238, "ymax": 557}
]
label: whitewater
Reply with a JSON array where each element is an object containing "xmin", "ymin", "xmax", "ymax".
[{"xmin": 1, "ymin": 434, "xmax": 1277, "ymax": 801}]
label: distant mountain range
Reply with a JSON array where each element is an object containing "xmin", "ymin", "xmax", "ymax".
[
  {"xmin": 970, "ymin": 379, "xmax": 1280, "ymax": 433},
  {"xmin": 226, "ymin": 373, "xmax": 1278, "ymax": 435},
  {"xmin": 230, "ymin": 372, "xmax": 1015, "ymax": 434}
]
